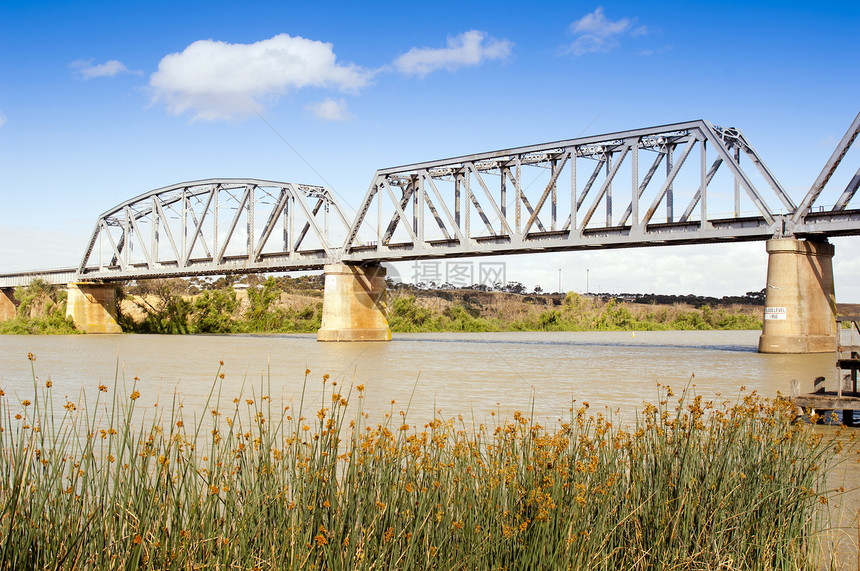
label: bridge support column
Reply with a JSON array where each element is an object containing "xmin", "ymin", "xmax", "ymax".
[
  {"xmin": 758, "ymin": 239, "xmax": 836, "ymax": 354},
  {"xmin": 65, "ymin": 283, "xmax": 122, "ymax": 334},
  {"xmin": 0, "ymin": 288, "xmax": 15, "ymax": 321},
  {"xmin": 317, "ymin": 263, "xmax": 391, "ymax": 342}
]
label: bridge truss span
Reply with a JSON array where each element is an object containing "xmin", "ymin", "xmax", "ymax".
[
  {"xmin": 342, "ymin": 119, "xmax": 858, "ymax": 263},
  {"xmin": 3, "ymin": 114, "xmax": 860, "ymax": 291},
  {"xmin": 77, "ymin": 179, "xmax": 351, "ymax": 281}
]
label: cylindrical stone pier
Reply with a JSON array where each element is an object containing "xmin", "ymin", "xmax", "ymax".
[
  {"xmin": 65, "ymin": 282, "xmax": 123, "ymax": 334},
  {"xmin": 758, "ymin": 238, "xmax": 836, "ymax": 354},
  {"xmin": 317, "ymin": 263, "xmax": 391, "ymax": 342},
  {"xmin": 0, "ymin": 288, "xmax": 15, "ymax": 321}
]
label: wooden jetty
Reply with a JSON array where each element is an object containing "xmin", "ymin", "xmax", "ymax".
[{"xmin": 792, "ymin": 309, "xmax": 860, "ymax": 426}]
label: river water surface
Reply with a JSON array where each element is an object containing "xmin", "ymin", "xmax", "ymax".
[{"xmin": 0, "ymin": 330, "xmax": 840, "ymax": 423}]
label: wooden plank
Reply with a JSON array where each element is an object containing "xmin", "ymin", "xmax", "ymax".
[
  {"xmin": 794, "ymin": 392, "xmax": 860, "ymax": 410},
  {"xmin": 837, "ymin": 359, "xmax": 860, "ymax": 369}
]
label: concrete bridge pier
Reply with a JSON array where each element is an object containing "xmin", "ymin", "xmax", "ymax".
[
  {"xmin": 0, "ymin": 287, "xmax": 15, "ymax": 321},
  {"xmin": 758, "ymin": 238, "xmax": 837, "ymax": 353},
  {"xmin": 317, "ymin": 263, "xmax": 391, "ymax": 342},
  {"xmin": 65, "ymin": 282, "xmax": 122, "ymax": 334}
]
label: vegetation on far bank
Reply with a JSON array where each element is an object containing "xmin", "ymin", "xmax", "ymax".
[
  {"xmin": 388, "ymin": 292, "xmax": 762, "ymax": 332},
  {"xmin": 0, "ymin": 280, "xmax": 78, "ymax": 335},
  {"xmin": 0, "ymin": 360, "xmax": 853, "ymax": 569},
  {"xmin": 1, "ymin": 274, "xmax": 764, "ymax": 335},
  {"xmin": 118, "ymin": 275, "xmax": 762, "ymax": 334},
  {"xmin": 118, "ymin": 276, "xmax": 323, "ymax": 335}
]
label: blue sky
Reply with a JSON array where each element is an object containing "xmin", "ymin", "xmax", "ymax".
[{"xmin": 1, "ymin": 0, "xmax": 859, "ymax": 298}]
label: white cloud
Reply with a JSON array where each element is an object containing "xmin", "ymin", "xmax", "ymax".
[
  {"xmin": 70, "ymin": 59, "xmax": 138, "ymax": 79},
  {"xmin": 307, "ymin": 98, "xmax": 350, "ymax": 121},
  {"xmin": 394, "ymin": 30, "xmax": 512, "ymax": 76},
  {"xmin": 639, "ymin": 45, "xmax": 673, "ymax": 57},
  {"xmin": 149, "ymin": 34, "xmax": 372, "ymax": 121},
  {"xmin": 567, "ymin": 7, "xmax": 646, "ymax": 55},
  {"xmin": 0, "ymin": 111, "xmax": 6, "ymax": 129}
]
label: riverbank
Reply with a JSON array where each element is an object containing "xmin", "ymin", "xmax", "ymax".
[
  {"xmin": 0, "ymin": 277, "xmax": 764, "ymax": 335},
  {"xmin": 0, "ymin": 280, "xmax": 77, "ymax": 334},
  {"xmin": 115, "ymin": 277, "xmax": 763, "ymax": 334},
  {"xmin": 387, "ymin": 290, "xmax": 762, "ymax": 332},
  {"xmin": 1, "ymin": 361, "xmax": 853, "ymax": 570}
]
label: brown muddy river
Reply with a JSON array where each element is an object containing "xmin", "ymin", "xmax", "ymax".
[{"xmin": 0, "ymin": 330, "xmax": 844, "ymax": 422}]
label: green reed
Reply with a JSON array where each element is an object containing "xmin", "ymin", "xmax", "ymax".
[{"xmin": 0, "ymin": 355, "xmax": 855, "ymax": 570}]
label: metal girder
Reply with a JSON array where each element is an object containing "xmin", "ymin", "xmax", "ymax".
[
  {"xmin": 343, "ymin": 119, "xmax": 833, "ymax": 264},
  {"xmin": 75, "ymin": 179, "xmax": 349, "ymax": 281},
  {"xmin": 832, "ymin": 167, "xmax": 860, "ymax": 211},
  {"xmin": 0, "ymin": 269, "xmax": 79, "ymax": 288}
]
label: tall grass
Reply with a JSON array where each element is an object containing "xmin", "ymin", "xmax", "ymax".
[{"xmin": 0, "ymin": 357, "xmax": 853, "ymax": 569}]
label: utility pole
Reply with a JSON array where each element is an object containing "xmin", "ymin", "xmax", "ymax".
[
  {"xmin": 558, "ymin": 268, "xmax": 561, "ymax": 293},
  {"xmin": 586, "ymin": 269, "xmax": 589, "ymax": 294}
]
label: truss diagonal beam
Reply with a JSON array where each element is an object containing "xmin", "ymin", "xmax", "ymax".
[
  {"xmin": 126, "ymin": 206, "xmax": 152, "ymax": 267},
  {"xmin": 293, "ymin": 198, "xmax": 325, "ymax": 252},
  {"xmin": 505, "ymin": 168, "xmax": 546, "ymax": 232},
  {"xmin": 382, "ymin": 183, "xmax": 415, "ymax": 244},
  {"xmin": 101, "ymin": 220, "xmax": 125, "ymax": 271},
  {"xmin": 523, "ymin": 152, "xmax": 570, "ymax": 235},
  {"xmin": 254, "ymin": 189, "xmax": 289, "ymax": 262},
  {"xmin": 643, "ymin": 138, "xmax": 697, "ymax": 226},
  {"xmin": 833, "ymin": 167, "xmax": 860, "ymax": 211},
  {"xmin": 618, "ymin": 150, "xmax": 665, "ymax": 226},
  {"xmin": 183, "ymin": 189, "xmax": 215, "ymax": 266},
  {"xmin": 421, "ymin": 173, "xmax": 464, "ymax": 242},
  {"xmin": 679, "ymin": 155, "xmax": 723, "ymax": 223},
  {"xmin": 154, "ymin": 199, "xmax": 181, "ymax": 262},
  {"xmin": 382, "ymin": 179, "xmax": 419, "ymax": 245},
  {"xmin": 421, "ymin": 181, "xmax": 452, "ymax": 240},
  {"xmin": 467, "ymin": 164, "xmax": 514, "ymax": 237},
  {"xmin": 793, "ymin": 111, "xmax": 860, "ymax": 223},
  {"xmin": 699, "ymin": 127, "xmax": 776, "ymax": 225},
  {"xmin": 580, "ymin": 147, "xmax": 628, "ymax": 232}
]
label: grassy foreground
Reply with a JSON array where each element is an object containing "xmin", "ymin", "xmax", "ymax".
[{"xmin": 1, "ymin": 359, "xmax": 855, "ymax": 570}]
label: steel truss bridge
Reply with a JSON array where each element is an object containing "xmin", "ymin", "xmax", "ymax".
[{"xmin": 2, "ymin": 114, "xmax": 860, "ymax": 288}]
